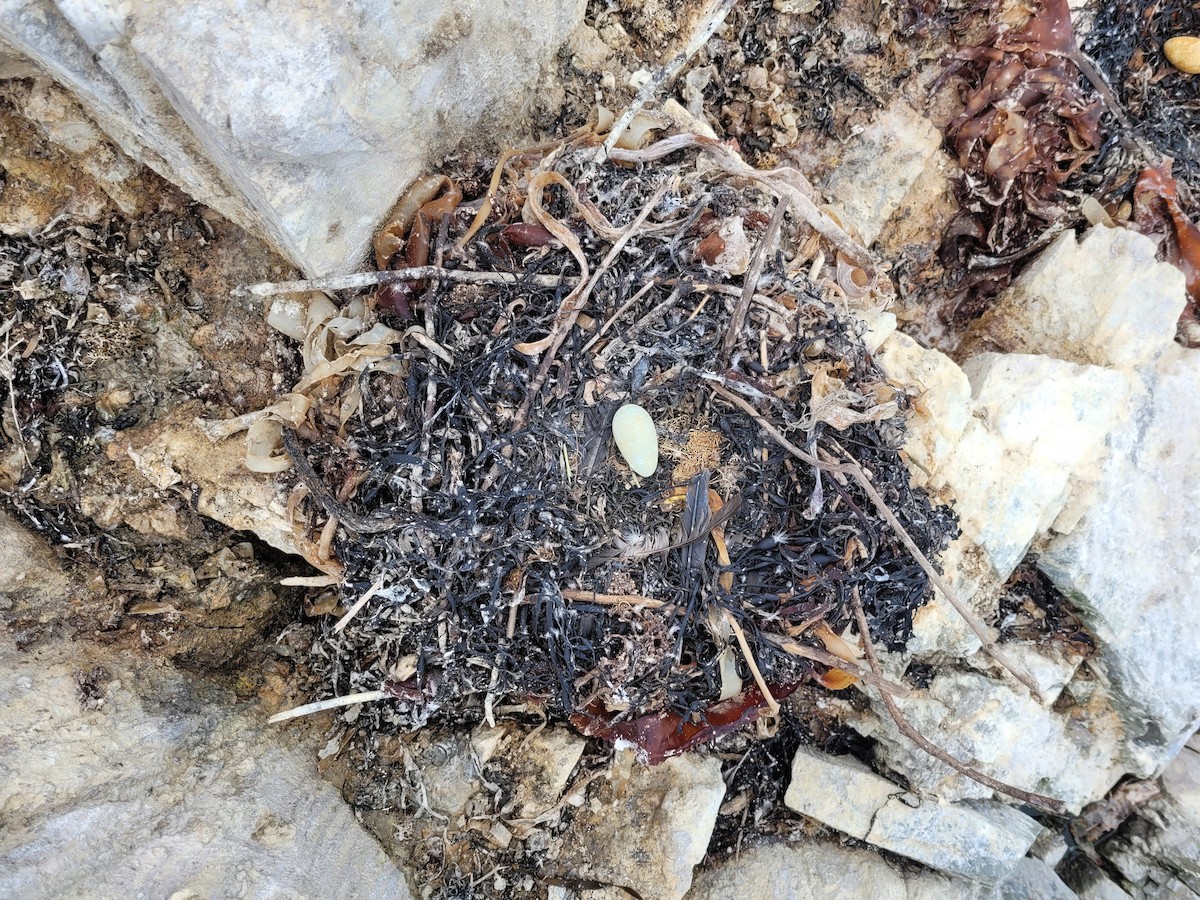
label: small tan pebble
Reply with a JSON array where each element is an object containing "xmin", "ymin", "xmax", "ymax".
[
  {"xmin": 1164, "ymin": 36, "xmax": 1200, "ymax": 74},
  {"xmin": 612, "ymin": 403, "xmax": 659, "ymax": 477}
]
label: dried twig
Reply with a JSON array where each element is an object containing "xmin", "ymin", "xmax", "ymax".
[
  {"xmin": 724, "ymin": 610, "xmax": 779, "ymax": 714},
  {"xmin": 722, "ymin": 197, "xmax": 789, "ymax": 364},
  {"xmin": 596, "ymin": 0, "xmax": 740, "ymax": 159},
  {"xmin": 269, "ymin": 690, "xmax": 389, "ymax": 724},
  {"xmin": 848, "ymin": 588, "xmax": 1066, "ymax": 815},
  {"xmin": 561, "ymin": 589, "xmax": 665, "ymax": 608}
]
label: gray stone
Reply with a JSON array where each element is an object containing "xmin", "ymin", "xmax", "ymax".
[
  {"xmin": 1039, "ymin": 349, "xmax": 1200, "ymax": 775},
  {"xmin": 964, "ymin": 227, "xmax": 1187, "ymax": 371},
  {"xmin": 553, "ymin": 751, "xmax": 725, "ymax": 900},
  {"xmin": 1098, "ymin": 739, "xmax": 1200, "ymax": 898},
  {"xmin": 0, "ymin": 634, "xmax": 409, "ymax": 899},
  {"xmin": 945, "ymin": 353, "xmax": 1135, "ymax": 580},
  {"xmin": 0, "ymin": 509, "xmax": 70, "ymax": 611},
  {"xmin": 818, "ymin": 99, "xmax": 942, "ymax": 246},
  {"xmin": 1, "ymin": 0, "xmax": 584, "ymax": 276},
  {"xmin": 685, "ymin": 840, "xmax": 993, "ymax": 900},
  {"xmin": 866, "ymin": 797, "xmax": 1041, "ymax": 885},
  {"xmin": 785, "ymin": 745, "xmax": 903, "ymax": 840},
  {"xmin": 782, "ymin": 741, "xmax": 1041, "ymax": 884},
  {"xmin": 853, "ymin": 669, "xmax": 1124, "ymax": 811},
  {"xmin": 999, "ymin": 858, "xmax": 1078, "ymax": 900}
]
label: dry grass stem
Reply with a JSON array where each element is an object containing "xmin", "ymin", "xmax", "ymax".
[{"xmin": 848, "ymin": 588, "xmax": 1066, "ymax": 815}]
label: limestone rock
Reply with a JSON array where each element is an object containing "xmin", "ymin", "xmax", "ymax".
[
  {"xmin": 1098, "ymin": 737, "xmax": 1200, "ymax": 897},
  {"xmin": 0, "ymin": 509, "xmax": 71, "ymax": 612},
  {"xmin": 905, "ymin": 539, "xmax": 986, "ymax": 658},
  {"xmin": 685, "ymin": 840, "xmax": 994, "ymax": 900},
  {"xmin": 1, "ymin": 0, "xmax": 585, "ymax": 277},
  {"xmin": 112, "ymin": 409, "xmax": 303, "ymax": 560},
  {"xmin": 783, "ymin": 743, "xmax": 1041, "ymax": 884},
  {"xmin": 852, "ymin": 668, "xmax": 1124, "ymax": 811},
  {"xmin": 818, "ymin": 99, "xmax": 942, "ymax": 246},
  {"xmin": 875, "ymin": 331, "xmax": 973, "ymax": 486},
  {"xmin": 0, "ymin": 634, "xmax": 408, "ymax": 899},
  {"xmin": 1038, "ymin": 349, "xmax": 1200, "ymax": 774},
  {"xmin": 998, "ymin": 858, "xmax": 1078, "ymax": 900},
  {"xmin": 943, "ymin": 353, "xmax": 1135, "ymax": 580},
  {"xmin": 867, "ymin": 797, "xmax": 1041, "ymax": 886},
  {"xmin": 553, "ymin": 752, "xmax": 725, "ymax": 900},
  {"xmin": 963, "ymin": 227, "xmax": 1187, "ymax": 370},
  {"xmin": 785, "ymin": 745, "xmax": 903, "ymax": 840}
]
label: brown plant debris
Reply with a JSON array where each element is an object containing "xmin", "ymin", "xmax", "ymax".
[{"xmin": 935, "ymin": 0, "xmax": 1104, "ymax": 327}]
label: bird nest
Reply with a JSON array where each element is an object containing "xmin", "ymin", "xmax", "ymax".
[{"xmin": 233, "ymin": 128, "xmax": 958, "ymax": 762}]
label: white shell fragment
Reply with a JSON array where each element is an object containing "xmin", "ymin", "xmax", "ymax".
[{"xmin": 612, "ymin": 403, "xmax": 659, "ymax": 477}]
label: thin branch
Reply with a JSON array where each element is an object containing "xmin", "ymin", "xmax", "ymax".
[
  {"xmin": 597, "ymin": 0, "xmax": 739, "ymax": 159},
  {"xmin": 560, "ymin": 589, "xmax": 665, "ymax": 608},
  {"xmin": 722, "ymin": 197, "xmax": 789, "ymax": 365},
  {"xmin": 724, "ymin": 610, "xmax": 780, "ymax": 715},
  {"xmin": 268, "ymin": 690, "xmax": 389, "ymax": 724},
  {"xmin": 848, "ymin": 588, "xmax": 1065, "ymax": 815}
]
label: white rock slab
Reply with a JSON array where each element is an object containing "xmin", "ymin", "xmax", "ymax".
[
  {"xmin": 965, "ymin": 226, "xmax": 1187, "ymax": 370},
  {"xmin": 783, "ymin": 745, "xmax": 1041, "ymax": 885},
  {"xmin": 685, "ymin": 840, "xmax": 994, "ymax": 900},
  {"xmin": 943, "ymin": 353, "xmax": 1135, "ymax": 580},
  {"xmin": 1, "ymin": 0, "xmax": 584, "ymax": 276},
  {"xmin": 818, "ymin": 99, "xmax": 942, "ymax": 246},
  {"xmin": 852, "ymin": 669, "xmax": 1124, "ymax": 812},
  {"xmin": 553, "ymin": 752, "xmax": 725, "ymax": 900},
  {"xmin": 785, "ymin": 745, "xmax": 903, "ymax": 840},
  {"xmin": 0, "ymin": 635, "xmax": 409, "ymax": 899},
  {"xmin": 866, "ymin": 797, "xmax": 1041, "ymax": 886},
  {"xmin": 998, "ymin": 858, "xmax": 1078, "ymax": 900},
  {"xmin": 876, "ymin": 331, "xmax": 973, "ymax": 485},
  {"xmin": 1038, "ymin": 348, "xmax": 1200, "ymax": 774}
]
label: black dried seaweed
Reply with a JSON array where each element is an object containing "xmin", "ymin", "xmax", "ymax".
[{"xmin": 286, "ymin": 140, "xmax": 957, "ymax": 758}]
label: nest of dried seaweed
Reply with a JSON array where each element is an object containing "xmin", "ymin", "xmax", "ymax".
[{"xmin": 240, "ymin": 128, "xmax": 958, "ymax": 761}]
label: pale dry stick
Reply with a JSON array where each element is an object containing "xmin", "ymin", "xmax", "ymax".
[
  {"xmin": 597, "ymin": 0, "xmax": 740, "ymax": 159},
  {"xmin": 758, "ymin": 632, "xmax": 911, "ymax": 698},
  {"xmin": 823, "ymin": 440, "xmax": 1040, "ymax": 699},
  {"xmin": 560, "ymin": 589, "xmax": 665, "ymax": 608},
  {"xmin": 235, "ymin": 266, "xmax": 577, "ymax": 299},
  {"xmin": 333, "ymin": 572, "xmax": 386, "ymax": 633},
  {"xmin": 609, "ymin": 134, "xmax": 874, "ymax": 273},
  {"xmin": 848, "ymin": 588, "xmax": 1066, "ymax": 815},
  {"xmin": 513, "ymin": 181, "xmax": 671, "ymax": 428},
  {"xmin": 705, "ymin": 382, "xmax": 1041, "ymax": 696},
  {"xmin": 722, "ymin": 197, "xmax": 789, "ymax": 364},
  {"xmin": 723, "ymin": 610, "xmax": 779, "ymax": 715},
  {"xmin": 595, "ymin": 285, "xmax": 684, "ymax": 368},
  {"xmin": 580, "ymin": 279, "xmax": 658, "ymax": 354},
  {"xmin": 268, "ymin": 690, "xmax": 389, "ymax": 724}
]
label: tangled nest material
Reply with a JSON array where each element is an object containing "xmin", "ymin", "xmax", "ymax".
[{"xmin": 229, "ymin": 124, "xmax": 969, "ymax": 766}]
